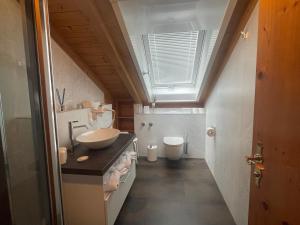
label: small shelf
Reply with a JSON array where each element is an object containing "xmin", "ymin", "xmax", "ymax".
[
  {"xmin": 115, "ymin": 100, "xmax": 134, "ymax": 133},
  {"xmin": 120, "ymin": 130, "xmax": 134, "ymax": 133}
]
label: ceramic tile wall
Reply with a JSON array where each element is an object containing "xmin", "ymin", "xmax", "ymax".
[
  {"xmin": 134, "ymin": 110, "xmax": 206, "ymax": 158},
  {"xmin": 51, "ymin": 39, "xmax": 105, "ymax": 111},
  {"xmin": 204, "ymin": 5, "xmax": 258, "ymax": 225},
  {"xmin": 56, "ymin": 105, "xmax": 112, "ymax": 149},
  {"xmin": 51, "ymin": 38, "xmax": 112, "ymax": 148}
]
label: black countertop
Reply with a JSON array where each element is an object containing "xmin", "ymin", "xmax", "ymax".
[{"xmin": 61, "ymin": 133, "xmax": 135, "ymax": 176}]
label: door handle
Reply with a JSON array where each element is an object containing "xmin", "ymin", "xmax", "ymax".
[
  {"xmin": 246, "ymin": 142, "xmax": 265, "ymax": 187},
  {"xmin": 253, "ymin": 163, "xmax": 265, "ymax": 187},
  {"xmin": 246, "ymin": 153, "xmax": 263, "ymax": 165}
]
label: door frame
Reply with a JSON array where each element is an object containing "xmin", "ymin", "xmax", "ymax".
[{"xmin": 32, "ymin": 0, "xmax": 64, "ymax": 224}]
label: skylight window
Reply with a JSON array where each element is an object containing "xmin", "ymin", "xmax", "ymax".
[
  {"xmin": 118, "ymin": 0, "xmax": 227, "ymax": 102},
  {"xmin": 144, "ymin": 31, "xmax": 205, "ymax": 88}
]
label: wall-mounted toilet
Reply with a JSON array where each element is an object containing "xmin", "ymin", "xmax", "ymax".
[{"xmin": 163, "ymin": 137, "xmax": 184, "ymax": 160}]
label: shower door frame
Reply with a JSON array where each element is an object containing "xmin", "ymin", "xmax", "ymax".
[
  {"xmin": 0, "ymin": 0, "xmax": 64, "ymax": 224},
  {"xmin": 32, "ymin": 0, "xmax": 64, "ymax": 224},
  {"xmin": 0, "ymin": 94, "xmax": 12, "ymax": 225}
]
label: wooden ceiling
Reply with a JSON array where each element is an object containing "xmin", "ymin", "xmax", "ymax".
[{"xmin": 48, "ymin": 0, "xmax": 148, "ymax": 103}]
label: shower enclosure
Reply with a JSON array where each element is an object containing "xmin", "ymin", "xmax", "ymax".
[{"xmin": 0, "ymin": 0, "xmax": 62, "ymax": 224}]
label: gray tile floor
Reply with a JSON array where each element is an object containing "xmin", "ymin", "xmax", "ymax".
[{"xmin": 115, "ymin": 158, "xmax": 236, "ymax": 225}]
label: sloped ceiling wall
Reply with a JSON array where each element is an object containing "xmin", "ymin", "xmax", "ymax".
[{"xmin": 48, "ymin": 0, "xmax": 148, "ymax": 103}]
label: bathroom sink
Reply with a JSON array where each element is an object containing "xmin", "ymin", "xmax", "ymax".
[{"xmin": 76, "ymin": 128, "xmax": 120, "ymax": 150}]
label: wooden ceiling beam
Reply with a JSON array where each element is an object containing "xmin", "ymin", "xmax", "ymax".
[
  {"xmin": 73, "ymin": 0, "xmax": 148, "ymax": 104},
  {"xmin": 50, "ymin": 28, "xmax": 113, "ymax": 103}
]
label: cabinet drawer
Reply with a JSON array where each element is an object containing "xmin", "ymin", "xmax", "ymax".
[{"xmin": 105, "ymin": 162, "xmax": 136, "ymax": 225}]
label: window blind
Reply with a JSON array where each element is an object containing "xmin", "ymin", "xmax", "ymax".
[{"xmin": 145, "ymin": 31, "xmax": 205, "ymax": 87}]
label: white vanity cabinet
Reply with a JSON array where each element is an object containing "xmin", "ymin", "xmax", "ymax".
[
  {"xmin": 105, "ymin": 161, "xmax": 136, "ymax": 225},
  {"xmin": 62, "ymin": 143, "xmax": 136, "ymax": 225}
]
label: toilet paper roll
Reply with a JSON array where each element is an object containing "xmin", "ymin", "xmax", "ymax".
[
  {"xmin": 59, "ymin": 147, "xmax": 67, "ymax": 165},
  {"xmin": 206, "ymin": 127, "xmax": 216, "ymax": 137}
]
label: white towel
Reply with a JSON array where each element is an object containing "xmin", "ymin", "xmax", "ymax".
[
  {"xmin": 103, "ymin": 170, "xmax": 120, "ymax": 192},
  {"xmin": 119, "ymin": 168, "xmax": 129, "ymax": 176},
  {"xmin": 128, "ymin": 151, "xmax": 137, "ymax": 157},
  {"xmin": 126, "ymin": 152, "xmax": 137, "ymax": 161},
  {"xmin": 103, "ymin": 182, "xmax": 118, "ymax": 192},
  {"xmin": 118, "ymin": 154, "xmax": 132, "ymax": 169},
  {"xmin": 116, "ymin": 163, "xmax": 126, "ymax": 171},
  {"xmin": 123, "ymin": 155, "xmax": 132, "ymax": 169}
]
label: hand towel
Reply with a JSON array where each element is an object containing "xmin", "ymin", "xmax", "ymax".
[{"xmin": 103, "ymin": 170, "xmax": 120, "ymax": 192}]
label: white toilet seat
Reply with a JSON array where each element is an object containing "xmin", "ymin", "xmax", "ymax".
[
  {"xmin": 163, "ymin": 137, "xmax": 184, "ymax": 146},
  {"xmin": 163, "ymin": 137, "xmax": 184, "ymax": 160}
]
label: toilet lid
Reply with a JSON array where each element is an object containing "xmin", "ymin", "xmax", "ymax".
[{"xmin": 163, "ymin": 137, "xmax": 184, "ymax": 146}]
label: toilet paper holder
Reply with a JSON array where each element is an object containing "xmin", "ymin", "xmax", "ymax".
[{"xmin": 207, "ymin": 127, "xmax": 216, "ymax": 137}]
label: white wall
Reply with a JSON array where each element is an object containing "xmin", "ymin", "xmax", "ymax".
[
  {"xmin": 205, "ymin": 5, "xmax": 258, "ymax": 225},
  {"xmin": 51, "ymin": 39, "xmax": 105, "ymax": 111},
  {"xmin": 56, "ymin": 107, "xmax": 112, "ymax": 148},
  {"xmin": 51, "ymin": 39, "xmax": 112, "ymax": 148},
  {"xmin": 134, "ymin": 109, "xmax": 206, "ymax": 158}
]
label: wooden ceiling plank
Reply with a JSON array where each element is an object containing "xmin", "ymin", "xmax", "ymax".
[
  {"xmin": 50, "ymin": 11, "xmax": 90, "ymax": 27},
  {"xmin": 74, "ymin": 46, "xmax": 105, "ymax": 56},
  {"xmin": 48, "ymin": 0, "xmax": 78, "ymax": 13},
  {"xmin": 48, "ymin": 0, "xmax": 142, "ymax": 102},
  {"xmin": 60, "ymin": 36, "xmax": 99, "ymax": 45},
  {"xmin": 102, "ymin": 0, "xmax": 150, "ymax": 103},
  {"xmin": 74, "ymin": 0, "xmax": 146, "ymax": 103},
  {"xmin": 84, "ymin": 56, "xmax": 111, "ymax": 66},
  {"xmin": 50, "ymin": 28, "xmax": 113, "ymax": 103},
  {"xmin": 100, "ymin": 79, "xmax": 123, "ymax": 84},
  {"xmin": 55, "ymin": 25, "xmax": 94, "ymax": 38},
  {"xmin": 90, "ymin": 65, "xmax": 115, "ymax": 71}
]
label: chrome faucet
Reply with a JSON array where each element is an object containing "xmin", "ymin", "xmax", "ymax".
[{"xmin": 68, "ymin": 120, "xmax": 88, "ymax": 153}]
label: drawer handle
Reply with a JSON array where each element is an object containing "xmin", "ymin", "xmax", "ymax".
[{"xmin": 104, "ymin": 192, "xmax": 112, "ymax": 201}]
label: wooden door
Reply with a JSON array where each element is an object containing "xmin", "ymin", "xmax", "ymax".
[{"xmin": 248, "ymin": 0, "xmax": 300, "ymax": 225}]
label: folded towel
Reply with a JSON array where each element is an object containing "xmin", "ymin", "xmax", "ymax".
[
  {"xmin": 118, "ymin": 154, "xmax": 132, "ymax": 169},
  {"xmin": 103, "ymin": 182, "xmax": 119, "ymax": 192},
  {"xmin": 128, "ymin": 151, "xmax": 137, "ymax": 157},
  {"xmin": 114, "ymin": 168, "xmax": 128, "ymax": 176},
  {"xmin": 116, "ymin": 163, "xmax": 126, "ymax": 171},
  {"xmin": 103, "ymin": 170, "xmax": 120, "ymax": 192},
  {"xmin": 123, "ymin": 156, "xmax": 132, "ymax": 169},
  {"xmin": 126, "ymin": 152, "xmax": 137, "ymax": 161},
  {"xmin": 119, "ymin": 168, "xmax": 129, "ymax": 176}
]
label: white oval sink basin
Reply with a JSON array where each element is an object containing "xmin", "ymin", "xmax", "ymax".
[{"xmin": 76, "ymin": 128, "xmax": 120, "ymax": 150}]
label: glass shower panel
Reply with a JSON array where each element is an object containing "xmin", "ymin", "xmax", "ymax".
[{"xmin": 0, "ymin": 0, "xmax": 51, "ymax": 224}]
